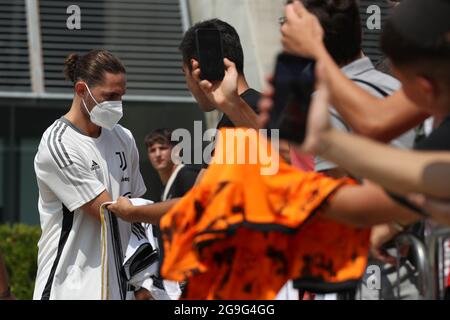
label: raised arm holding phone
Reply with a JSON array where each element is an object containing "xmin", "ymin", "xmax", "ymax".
[
  {"xmin": 268, "ymin": 0, "xmax": 450, "ymax": 228},
  {"xmin": 279, "ymin": 0, "xmax": 429, "ymax": 142},
  {"xmin": 109, "ymin": 19, "xmax": 262, "ymax": 221}
]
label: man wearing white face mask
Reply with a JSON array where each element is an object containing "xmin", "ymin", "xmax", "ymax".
[
  {"xmin": 81, "ymin": 83, "xmax": 123, "ymax": 130},
  {"xmin": 33, "ymin": 50, "xmax": 147, "ymax": 300}
]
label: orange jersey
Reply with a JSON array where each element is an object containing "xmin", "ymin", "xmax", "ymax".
[{"xmin": 160, "ymin": 128, "xmax": 370, "ymax": 299}]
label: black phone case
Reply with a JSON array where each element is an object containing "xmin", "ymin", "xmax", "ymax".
[
  {"xmin": 195, "ymin": 29, "xmax": 225, "ymax": 81},
  {"xmin": 268, "ymin": 54, "xmax": 315, "ymax": 144}
]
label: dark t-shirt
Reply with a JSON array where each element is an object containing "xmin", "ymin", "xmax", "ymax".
[
  {"xmin": 161, "ymin": 164, "xmax": 200, "ymax": 200},
  {"xmin": 414, "ymin": 115, "xmax": 450, "ymax": 151},
  {"xmin": 202, "ymin": 88, "xmax": 261, "ymax": 169},
  {"xmin": 152, "ymin": 164, "xmax": 200, "ymax": 291},
  {"xmin": 216, "ymin": 88, "xmax": 262, "ymax": 129}
]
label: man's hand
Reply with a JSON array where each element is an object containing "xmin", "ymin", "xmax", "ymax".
[
  {"xmin": 109, "ymin": 198, "xmax": 179, "ymax": 225},
  {"xmin": 370, "ymin": 224, "xmax": 401, "ymax": 265},
  {"xmin": 408, "ymin": 194, "xmax": 450, "ymax": 227},
  {"xmin": 183, "ymin": 60, "xmax": 215, "ymax": 111},
  {"xmin": 107, "ymin": 197, "xmax": 135, "ymax": 222},
  {"xmin": 134, "ymin": 288, "xmax": 154, "ymax": 300},
  {"xmin": 281, "ymin": 0, "xmax": 325, "ymax": 59},
  {"xmin": 193, "ymin": 58, "xmax": 241, "ymax": 112}
]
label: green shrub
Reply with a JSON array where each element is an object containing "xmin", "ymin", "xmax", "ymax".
[{"xmin": 0, "ymin": 224, "xmax": 41, "ymax": 300}]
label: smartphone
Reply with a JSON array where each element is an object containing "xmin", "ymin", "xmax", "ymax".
[
  {"xmin": 195, "ymin": 28, "xmax": 225, "ymax": 81},
  {"xmin": 267, "ymin": 53, "xmax": 316, "ymax": 144}
]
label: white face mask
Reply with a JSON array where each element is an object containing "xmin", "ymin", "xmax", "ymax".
[{"xmin": 82, "ymin": 84, "xmax": 123, "ymax": 130}]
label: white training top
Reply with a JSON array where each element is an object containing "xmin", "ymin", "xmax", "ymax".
[{"xmin": 33, "ymin": 117, "xmax": 146, "ymax": 300}]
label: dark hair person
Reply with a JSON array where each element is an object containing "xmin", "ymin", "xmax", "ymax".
[
  {"xmin": 145, "ymin": 128, "xmax": 176, "ymax": 149},
  {"xmin": 286, "ymin": 0, "xmax": 362, "ymax": 66},
  {"xmin": 179, "ymin": 18, "xmax": 244, "ymax": 74}
]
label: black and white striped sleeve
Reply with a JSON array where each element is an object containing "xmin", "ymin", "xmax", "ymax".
[{"xmin": 35, "ymin": 123, "xmax": 106, "ymax": 212}]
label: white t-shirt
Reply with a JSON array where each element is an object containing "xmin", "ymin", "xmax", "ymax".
[
  {"xmin": 315, "ymin": 57, "xmax": 416, "ymax": 172},
  {"xmin": 33, "ymin": 117, "xmax": 146, "ymax": 300}
]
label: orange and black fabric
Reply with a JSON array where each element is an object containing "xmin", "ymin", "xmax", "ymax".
[{"xmin": 160, "ymin": 128, "xmax": 370, "ymax": 300}]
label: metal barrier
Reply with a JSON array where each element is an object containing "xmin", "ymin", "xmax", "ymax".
[
  {"xmin": 394, "ymin": 233, "xmax": 435, "ymax": 299},
  {"xmin": 427, "ymin": 227, "xmax": 450, "ymax": 300},
  {"xmin": 392, "ymin": 228, "xmax": 450, "ymax": 300},
  {"xmin": 314, "ymin": 227, "xmax": 450, "ymax": 300}
]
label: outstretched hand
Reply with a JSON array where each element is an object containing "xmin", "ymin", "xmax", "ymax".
[
  {"xmin": 369, "ymin": 224, "xmax": 401, "ymax": 265},
  {"xmin": 192, "ymin": 58, "xmax": 241, "ymax": 112},
  {"xmin": 107, "ymin": 197, "xmax": 135, "ymax": 222}
]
